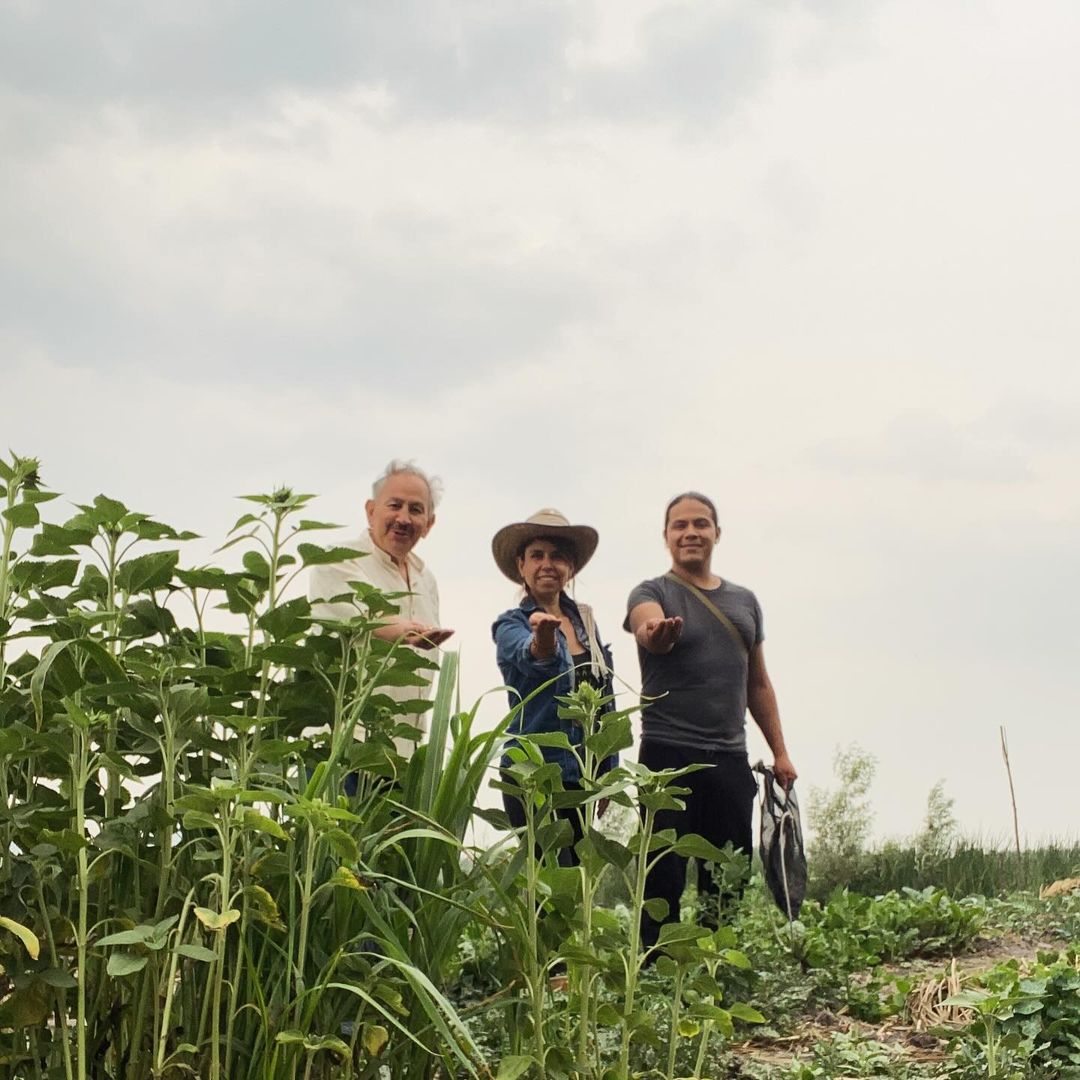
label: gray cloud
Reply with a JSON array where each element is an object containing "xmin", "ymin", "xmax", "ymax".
[
  {"xmin": 0, "ymin": 1, "xmax": 577, "ymax": 121},
  {"xmin": 973, "ymin": 394, "xmax": 1080, "ymax": 451},
  {"xmin": 0, "ymin": 1, "xmax": 868, "ymax": 129},
  {"xmin": 577, "ymin": 4, "xmax": 771, "ymax": 124},
  {"xmin": 812, "ymin": 410, "xmax": 1033, "ymax": 484},
  {"xmin": 0, "ymin": 218, "xmax": 598, "ymax": 387}
]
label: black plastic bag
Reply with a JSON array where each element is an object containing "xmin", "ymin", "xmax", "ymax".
[{"xmin": 755, "ymin": 763, "xmax": 807, "ymax": 920}]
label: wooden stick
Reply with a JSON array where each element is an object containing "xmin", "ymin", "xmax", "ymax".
[{"xmin": 1000, "ymin": 726, "xmax": 1021, "ymax": 859}]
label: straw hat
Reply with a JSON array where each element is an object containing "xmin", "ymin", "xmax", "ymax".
[{"xmin": 491, "ymin": 508, "xmax": 599, "ymax": 584}]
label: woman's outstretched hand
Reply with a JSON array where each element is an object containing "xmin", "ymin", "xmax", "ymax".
[{"xmin": 528, "ymin": 610, "xmax": 561, "ymax": 658}]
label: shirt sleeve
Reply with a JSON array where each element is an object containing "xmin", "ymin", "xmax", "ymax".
[
  {"xmin": 622, "ymin": 578, "xmax": 665, "ymax": 633},
  {"xmin": 493, "ymin": 610, "xmax": 568, "ymax": 678}
]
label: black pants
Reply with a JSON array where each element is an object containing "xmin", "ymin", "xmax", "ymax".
[
  {"xmin": 502, "ymin": 781, "xmax": 585, "ymax": 868},
  {"xmin": 639, "ymin": 741, "xmax": 756, "ymax": 947}
]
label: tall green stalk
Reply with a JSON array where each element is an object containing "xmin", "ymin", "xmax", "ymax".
[{"xmin": 68, "ymin": 712, "xmax": 95, "ymax": 1080}]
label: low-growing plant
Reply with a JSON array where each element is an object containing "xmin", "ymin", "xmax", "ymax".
[
  {"xmin": 779, "ymin": 1030, "xmax": 903, "ymax": 1079},
  {"xmin": 795, "ymin": 887, "xmax": 985, "ymax": 971},
  {"xmin": 945, "ymin": 948, "xmax": 1080, "ymax": 1077}
]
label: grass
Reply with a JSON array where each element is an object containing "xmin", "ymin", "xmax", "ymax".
[{"xmin": 810, "ymin": 838, "xmax": 1080, "ymax": 900}]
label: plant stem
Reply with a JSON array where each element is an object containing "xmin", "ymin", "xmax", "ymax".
[
  {"xmin": 72, "ymin": 725, "xmax": 91, "ymax": 1080},
  {"xmin": 35, "ymin": 874, "xmax": 74, "ymax": 1080},
  {"xmin": 154, "ymin": 890, "xmax": 196, "ymax": 1077},
  {"xmin": 665, "ymin": 967, "xmax": 686, "ymax": 1080},
  {"xmin": 293, "ymin": 822, "xmax": 318, "ymax": 1025},
  {"xmin": 619, "ymin": 803, "xmax": 656, "ymax": 1077}
]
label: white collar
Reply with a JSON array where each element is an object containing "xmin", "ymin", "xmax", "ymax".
[{"xmin": 360, "ymin": 528, "xmax": 426, "ymax": 576}]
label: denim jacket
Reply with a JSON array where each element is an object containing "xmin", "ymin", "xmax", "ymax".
[{"xmin": 493, "ymin": 592, "xmax": 618, "ymax": 783}]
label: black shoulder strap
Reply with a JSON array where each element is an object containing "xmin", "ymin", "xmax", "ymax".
[{"xmin": 664, "ymin": 572, "xmax": 749, "ymax": 657}]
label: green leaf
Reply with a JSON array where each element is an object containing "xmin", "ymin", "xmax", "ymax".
[
  {"xmin": 298, "ymin": 543, "xmax": 366, "ymax": 566},
  {"xmin": 3, "ymin": 502, "xmax": 40, "ymax": 528},
  {"xmin": 728, "ymin": 1002, "xmax": 767, "ymax": 1024},
  {"xmin": 256, "ymin": 597, "xmax": 310, "ymax": 640},
  {"xmin": 91, "ymin": 494, "xmax": 129, "ymax": 523},
  {"xmin": 496, "ymin": 1056, "xmax": 536, "ymax": 1080},
  {"xmin": 182, "ymin": 810, "xmax": 221, "ymax": 833},
  {"xmin": 242, "ymin": 885, "xmax": 286, "ymax": 931},
  {"xmin": 242, "ymin": 550, "xmax": 271, "ymax": 582},
  {"xmin": 12, "ymin": 558, "xmax": 80, "ymax": 592},
  {"xmin": 301, "ymin": 1034, "xmax": 350, "ymax": 1059},
  {"xmin": 194, "ymin": 907, "xmax": 241, "ymax": 932},
  {"xmin": 361, "ymin": 1023, "xmax": 389, "ymax": 1057},
  {"xmin": 97, "ymin": 928, "xmax": 155, "ymax": 947},
  {"xmin": 585, "ymin": 827, "xmax": 633, "ymax": 870},
  {"xmin": 669, "ymin": 832, "xmax": 730, "ymax": 863},
  {"xmin": 31, "ymin": 639, "xmax": 125, "ymax": 726},
  {"xmin": 116, "ymin": 550, "xmax": 179, "ymax": 593},
  {"xmin": 241, "ymin": 809, "xmax": 289, "ymax": 840},
  {"xmin": 584, "ymin": 714, "xmax": 633, "ymax": 763},
  {"xmin": 295, "ymin": 519, "xmax": 344, "ymax": 532},
  {"xmin": 274, "ymin": 1030, "xmax": 306, "ymax": 1046},
  {"xmin": 175, "ymin": 943, "xmax": 218, "ymax": 962},
  {"xmin": 38, "ymin": 968, "xmax": 78, "ymax": 988},
  {"xmin": 107, "ymin": 952, "xmax": 148, "ymax": 977},
  {"xmin": 722, "ymin": 948, "xmax": 753, "ymax": 970},
  {"xmin": 0, "ymin": 979, "xmax": 51, "ymax": 1028},
  {"xmin": 29, "ymin": 523, "xmax": 89, "ymax": 556},
  {"xmin": 657, "ymin": 922, "xmax": 710, "ymax": 947},
  {"xmin": 0, "ymin": 917, "xmax": 40, "ymax": 960},
  {"xmin": 328, "ymin": 866, "xmax": 371, "ymax": 892},
  {"xmin": 38, "ymin": 828, "xmax": 88, "ymax": 854},
  {"xmin": 324, "ymin": 828, "xmax": 360, "ymax": 863}
]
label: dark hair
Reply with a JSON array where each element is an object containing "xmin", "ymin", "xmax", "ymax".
[{"xmin": 664, "ymin": 491, "xmax": 719, "ymax": 529}]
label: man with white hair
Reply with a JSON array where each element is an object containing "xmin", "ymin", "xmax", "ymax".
[{"xmin": 308, "ymin": 459, "xmax": 453, "ymax": 757}]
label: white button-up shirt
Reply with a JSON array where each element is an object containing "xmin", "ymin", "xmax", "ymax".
[{"xmin": 308, "ymin": 530, "xmax": 441, "ymax": 757}]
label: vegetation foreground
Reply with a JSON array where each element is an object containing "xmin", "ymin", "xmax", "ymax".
[{"xmin": 2, "ymin": 454, "xmax": 1079, "ymax": 1080}]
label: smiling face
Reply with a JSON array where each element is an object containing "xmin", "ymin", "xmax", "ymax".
[
  {"xmin": 664, "ymin": 497, "xmax": 719, "ymax": 572},
  {"xmin": 516, "ymin": 538, "xmax": 574, "ymax": 603},
  {"xmin": 365, "ymin": 472, "xmax": 435, "ymax": 562}
]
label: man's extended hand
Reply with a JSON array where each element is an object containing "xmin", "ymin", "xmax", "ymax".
[
  {"xmin": 528, "ymin": 611, "xmax": 561, "ymax": 657},
  {"xmin": 637, "ymin": 615, "xmax": 683, "ymax": 654},
  {"xmin": 392, "ymin": 621, "xmax": 455, "ymax": 649},
  {"xmin": 772, "ymin": 752, "xmax": 798, "ymax": 790}
]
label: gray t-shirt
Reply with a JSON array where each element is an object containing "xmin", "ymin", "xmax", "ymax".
[{"xmin": 624, "ymin": 575, "xmax": 764, "ymax": 753}]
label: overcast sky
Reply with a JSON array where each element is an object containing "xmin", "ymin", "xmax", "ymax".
[{"xmin": 4, "ymin": 0, "xmax": 1078, "ymax": 844}]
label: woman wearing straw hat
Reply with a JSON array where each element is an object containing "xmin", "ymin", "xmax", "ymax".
[{"xmin": 491, "ymin": 509, "xmax": 617, "ymax": 867}]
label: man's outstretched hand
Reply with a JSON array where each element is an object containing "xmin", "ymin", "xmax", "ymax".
[
  {"xmin": 637, "ymin": 615, "xmax": 683, "ymax": 654},
  {"xmin": 396, "ymin": 622, "xmax": 455, "ymax": 649}
]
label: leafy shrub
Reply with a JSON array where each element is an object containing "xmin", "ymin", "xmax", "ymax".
[
  {"xmin": 806, "ymin": 745, "xmax": 876, "ymax": 894},
  {"xmin": 915, "ymin": 780, "xmax": 960, "ymax": 863}
]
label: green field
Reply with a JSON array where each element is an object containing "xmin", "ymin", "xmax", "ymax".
[{"xmin": 3, "ymin": 456, "xmax": 1079, "ymax": 1080}]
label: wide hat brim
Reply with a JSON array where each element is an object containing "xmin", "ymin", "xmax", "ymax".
[{"xmin": 491, "ymin": 509, "xmax": 599, "ymax": 584}]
